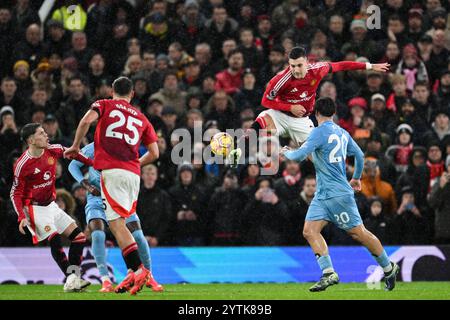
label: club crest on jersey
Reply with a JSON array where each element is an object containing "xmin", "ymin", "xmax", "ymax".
[
  {"xmin": 44, "ymin": 225, "xmax": 51, "ymax": 232},
  {"xmin": 43, "ymin": 171, "xmax": 51, "ymax": 181},
  {"xmin": 48, "ymin": 157, "xmax": 55, "ymax": 165},
  {"xmin": 310, "ymin": 79, "xmax": 317, "ymax": 86}
]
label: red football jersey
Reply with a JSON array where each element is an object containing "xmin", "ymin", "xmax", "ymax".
[
  {"xmin": 10, "ymin": 144, "xmax": 92, "ymax": 222},
  {"xmin": 261, "ymin": 61, "xmax": 367, "ymax": 117},
  {"xmin": 91, "ymin": 99, "xmax": 157, "ymax": 175}
]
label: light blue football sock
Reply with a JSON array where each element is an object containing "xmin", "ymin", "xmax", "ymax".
[
  {"xmin": 373, "ymin": 250, "xmax": 392, "ymax": 272},
  {"xmin": 316, "ymin": 254, "xmax": 334, "ymax": 274},
  {"xmin": 91, "ymin": 230, "xmax": 109, "ymax": 278},
  {"xmin": 132, "ymin": 230, "xmax": 151, "ymax": 271}
]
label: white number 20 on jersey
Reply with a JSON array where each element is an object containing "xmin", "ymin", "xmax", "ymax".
[
  {"xmin": 105, "ymin": 110, "xmax": 143, "ymax": 146},
  {"xmin": 328, "ymin": 134, "xmax": 348, "ymax": 163}
]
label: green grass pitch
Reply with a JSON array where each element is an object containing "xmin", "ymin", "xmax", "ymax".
[{"xmin": 1, "ymin": 282, "xmax": 450, "ymax": 300}]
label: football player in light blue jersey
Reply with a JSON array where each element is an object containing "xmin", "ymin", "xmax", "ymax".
[
  {"xmin": 68, "ymin": 143, "xmax": 163, "ymax": 293},
  {"xmin": 281, "ymin": 98, "xmax": 399, "ymax": 292}
]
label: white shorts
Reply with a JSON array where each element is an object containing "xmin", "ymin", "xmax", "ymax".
[
  {"xmin": 258, "ymin": 109, "xmax": 314, "ymax": 146},
  {"xmin": 100, "ymin": 168, "xmax": 140, "ymax": 221},
  {"xmin": 27, "ymin": 201, "xmax": 75, "ymax": 243}
]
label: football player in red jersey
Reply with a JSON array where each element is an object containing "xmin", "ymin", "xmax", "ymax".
[
  {"xmin": 229, "ymin": 46, "xmax": 389, "ymax": 165},
  {"xmin": 65, "ymin": 77, "xmax": 159, "ymax": 295},
  {"xmin": 10, "ymin": 123, "xmax": 93, "ymax": 292}
]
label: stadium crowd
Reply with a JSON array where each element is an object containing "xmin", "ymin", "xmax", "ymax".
[{"xmin": 1, "ymin": 0, "xmax": 450, "ymax": 247}]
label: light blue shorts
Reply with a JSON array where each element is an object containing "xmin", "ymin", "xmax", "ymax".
[
  {"xmin": 306, "ymin": 195, "xmax": 362, "ymax": 230},
  {"xmin": 85, "ymin": 196, "xmax": 140, "ymax": 225}
]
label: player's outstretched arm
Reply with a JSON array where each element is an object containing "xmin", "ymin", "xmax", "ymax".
[
  {"xmin": 140, "ymin": 142, "xmax": 159, "ymax": 167},
  {"xmin": 65, "ymin": 110, "xmax": 99, "ymax": 159},
  {"xmin": 281, "ymin": 129, "xmax": 320, "ymax": 162},
  {"xmin": 329, "ymin": 61, "xmax": 390, "ymax": 73}
]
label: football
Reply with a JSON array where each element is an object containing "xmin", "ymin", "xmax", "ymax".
[{"xmin": 210, "ymin": 132, "xmax": 234, "ymax": 156}]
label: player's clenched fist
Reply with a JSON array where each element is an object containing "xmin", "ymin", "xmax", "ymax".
[
  {"xmin": 81, "ymin": 179, "xmax": 101, "ymax": 196},
  {"xmin": 291, "ymin": 104, "xmax": 306, "ymax": 117},
  {"xmin": 64, "ymin": 146, "xmax": 80, "ymax": 159},
  {"xmin": 19, "ymin": 218, "xmax": 29, "ymax": 235},
  {"xmin": 349, "ymin": 178, "xmax": 362, "ymax": 192}
]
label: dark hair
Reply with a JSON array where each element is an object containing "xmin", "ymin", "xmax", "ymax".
[
  {"xmin": 413, "ymin": 80, "xmax": 429, "ymax": 90},
  {"xmin": 388, "ymin": 14, "xmax": 402, "ymax": 22},
  {"xmin": 304, "ymin": 174, "xmax": 316, "ymax": 181},
  {"xmin": 112, "ymin": 76, "xmax": 133, "ymax": 96},
  {"xmin": 288, "ymin": 46, "xmax": 307, "ymax": 60},
  {"xmin": 314, "ymin": 97, "xmax": 336, "ymax": 117},
  {"xmin": 228, "ymin": 48, "xmax": 243, "ymax": 59},
  {"xmin": 68, "ymin": 75, "xmax": 85, "ymax": 85},
  {"xmin": 21, "ymin": 123, "xmax": 41, "ymax": 143}
]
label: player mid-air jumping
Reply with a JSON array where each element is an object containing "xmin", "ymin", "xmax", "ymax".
[
  {"xmin": 229, "ymin": 46, "xmax": 389, "ymax": 165},
  {"xmin": 280, "ymin": 97, "xmax": 399, "ymax": 292},
  {"xmin": 65, "ymin": 76, "xmax": 159, "ymax": 295},
  {"xmin": 10, "ymin": 124, "xmax": 92, "ymax": 292},
  {"xmin": 68, "ymin": 142, "xmax": 163, "ymax": 293}
]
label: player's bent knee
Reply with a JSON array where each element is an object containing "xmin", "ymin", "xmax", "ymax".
[
  {"xmin": 126, "ymin": 221, "xmax": 141, "ymax": 233},
  {"xmin": 89, "ymin": 219, "xmax": 105, "ymax": 232}
]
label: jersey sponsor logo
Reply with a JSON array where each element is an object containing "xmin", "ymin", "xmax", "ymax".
[
  {"xmin": 300, "ymin": 91, "xmax": 308, "ymax": 98},
  {"xmin": 33, "ymin": 180, "xmax": 53, "ymax": 189},
  {"xmin": 34, "ymin": 168, "xmax": 41, "ymax": 174},
  {"xmin": 48, "ymin": 157, "xmax": 55, "ymax": 165},
  {"xmin": 43, "ymin": 171, "xmax": 51, "ymax": 181}
]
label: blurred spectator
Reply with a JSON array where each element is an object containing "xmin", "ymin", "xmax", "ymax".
[
  {"xmin": 396, "ymin": 147, "xmax": 430, "ymax": 209},
  {"xmin": 66, "ymin": 31, "xmax": 94, "ymax": 74},
  {"xmin": 426, "ymin": 140, "xmax": 445, "ymax": 189},
  {"xmin": 385, "ymin": 124, "xmax": 414, "ymax": 174},
  {"xmin": 395, "ymin": 44, "xmax": 429, "ymax": 92},
  {"xmin": 339, "ymin": 96, "xmax": 367, "ymax": 136},
  {"xmin": 214, "ymin": 49, "xmax": 244, "ymax": 95},
  {"xmin": 258, "ymin": 44, "xmax": 285, "ymax": 88},
  {"xmin": 234, "ymin": 69, "xmax": 261, "ymax": 111},
  {"xmin": 361, "ymin": 157, "xmax": 398, "ymax": 215},
  {"xmin": 45, "ymin": 19, "xmax": 71, "ymax": 58},
  {"xmin": 200, "ymin": 5, "xmax": 238, "ymax": 60},
  {"xmin": 429, "ymin": 155, "xmax": 450, "ymax": 243},
  {"xmin": 206, "ymin": 170, "xmax": 247, "ymax": 245},
  {"xmin": 422, "ymin": 108, "xmax": 450, "ymax": 145},
  {"xmin": 363, "ymin": 197, "xmax": 391, "ymax": 244},
  {"xmin": 212, "ymin": 38, "xmax": 237, "ymax": 75},
  {"xmin": 56, "ymin": 76, "xmax": 91, "ymax": 138},
  {"xmin": 137, "ymin": 164, "xmax": 171, "ymax": 247},
  {"xmin": 0, "ymin": 77, "xmax": 27, "ymax": 126},
  {"xmin": 12, "ymin": 23, "xmax": 48, "ymax": 71},
  {"xmin": 205, "ymin": 90, "xmax": 238, "ymax": 131},
  {"xmin": 168, "ymin": 162, "xmax": 208, "ymax": 246},
  {"xmin": 168, "ymin": 42, "xmax": 194, "ymax": 79},
  {"xmin": 412, "ymin": 80, "xmax": 438, "ymax": 125},
  {"xmin": 12, "ymin": 59, "xmax": 32, "ymax": 99},
  {"xmin": 390, "ymin": 186, "xmax": 430, "ymax": 244},
  {"xmin": 140, "ymin": 12, "xmax": 178, "ymax": 55},
  {"xmin": 242, "ymin": 177, "xmax": 290, "ymax": 245},
  {"xmin": 238, "ymin": 27, "xmax": 264, "ymax": 70},
  {"xmin": 150, "ymin": 71, "xmax": 187, "ymax": 116},
  {"xmin": 368, "ymin": 93, "xmax": 397, "ymax": 136},
  {"xmin": 0, "ymin": 106, "xmax": 20, "ymax": 162}
]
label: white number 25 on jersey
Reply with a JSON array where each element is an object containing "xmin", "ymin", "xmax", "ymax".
[
  {"xmin": 328, "ymin": 134, "xmax": 348, "ymax": 163},
  {"xmin": 105, "ymin": 110, "xmax": 143, "ymax": 146}
]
